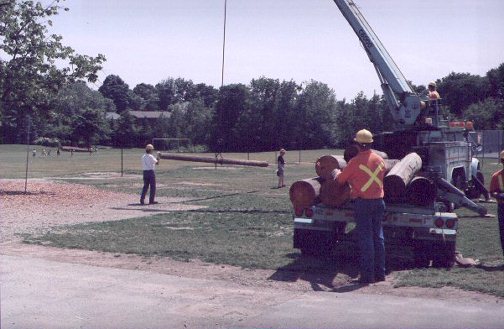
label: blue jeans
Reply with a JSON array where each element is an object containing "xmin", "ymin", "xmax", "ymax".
[
  {"xmin": 354, "ymin": 198, "xmax": 386, "ymax": 281},
  {"xmin": 498, "ymin": 203, "xmax": 504, "ymax": 256},
  {"xmin": 140, "ymin": 170, "xmax": 156, "ymax": 203}
]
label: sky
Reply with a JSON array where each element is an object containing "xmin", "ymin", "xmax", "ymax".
[{"xmin": 48, "ymin": 0, "xmax": 504, "ymax": 99}]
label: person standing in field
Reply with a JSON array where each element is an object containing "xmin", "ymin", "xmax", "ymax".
[
  {"xmin": 277, "ymin": 148, "xmax": 286, "ymax": 188},
  {"xmin": 140, "ymin": 144, "xmax": 160, "ymax": 205},
  {"xmin": 489, "ymin": 150, "xmax": 504, "ymax": 256},
  {"xmin": 337, "ymin": 129, "xmax": 386, "ymax": 284}
]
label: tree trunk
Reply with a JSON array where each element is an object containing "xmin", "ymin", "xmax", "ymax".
[
  {"xmin": 407, "ymin": 176, "xmax": 437, "ymax": 206},
  {"xmin": 159, "ymin": 153, "xmax": 269, "ymax": 167},
  {"xmin": 289, "ymin": 177, "xmax": 323, "ymax": 209},
  {"xmin": 320, "ymin": 179, "xmax": 351, "ymax": 207},
  {"xmin": 383, "ymin": 159, "xmax": 400, "ymax": 172},
  {"xmin": 315, "ymin": 155, "xmax": 346, "ymax": 179},
  {"xmin": 384, "ymin": 152, "xmax": 422, "ymax": 200}
]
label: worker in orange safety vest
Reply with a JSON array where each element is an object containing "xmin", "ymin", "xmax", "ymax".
[
  {"xmin": 337, "ymin": 129, "xmax": 386, "ymax": 284},
  {"xmin": 489, "ymin": 150, "xmax": 504, "ymax": 256}
]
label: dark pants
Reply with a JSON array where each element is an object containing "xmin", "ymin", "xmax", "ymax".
[
  {"xmin": 354, "ymin": 198, "xmax": 386, "ymax": 282},
  {"xmin": 498, "ymin": 203, "xmax": 504, "ymax": 256},
  {"xmin": 140, "ymin": 170, "xmax": 156, "ymax": 203}
]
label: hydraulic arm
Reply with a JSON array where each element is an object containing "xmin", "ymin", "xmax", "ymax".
[
  {"xmin": 331, "ymin": 0, "xmax": 488, "ymax": 216},
  {"xmin": 333, "ymin": 0, "xmax": 422, "ymax": 127}
]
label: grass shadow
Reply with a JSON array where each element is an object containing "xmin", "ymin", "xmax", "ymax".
[{"xmin": 475, "ymin": 263, "xmax": 504, "ymax": 272}]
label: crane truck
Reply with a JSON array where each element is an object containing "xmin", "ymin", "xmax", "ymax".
[{"xmin": 293, "ymin": 0, "xmax": 489, "ymax": 267}]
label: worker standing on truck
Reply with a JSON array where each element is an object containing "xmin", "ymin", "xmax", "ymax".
[
  {"xmin": 337, "ymin": 129, "xmax": 386, "ymax": 284},
  {"xmin": 140, "ymin": 144, "xmax": 160, "ymax": 205},
  {"xmin": 428, "ymin": 81, "xmax": 440, "ymax": 100},
  {"xmin": 489, "ymin": 150, "xmax": 504, "ymax": 256}
]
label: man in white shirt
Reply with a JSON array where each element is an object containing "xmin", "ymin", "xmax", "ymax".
[{"xmin": 140, "ymin": 144, "xmax": 160, "ymax": 205}]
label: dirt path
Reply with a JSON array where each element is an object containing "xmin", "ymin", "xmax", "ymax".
[{"xmin": 0, "ymin": 178, "xmax": 500, "ymax": 303}]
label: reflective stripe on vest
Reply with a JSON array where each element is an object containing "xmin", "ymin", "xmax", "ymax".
[
  {"xmin": 499, "ymin": 174, "xmax": 504, "ymax": 191},
  {"xmin": 358, "ymin": 163, "xmax": 384, "ymax": 192}
]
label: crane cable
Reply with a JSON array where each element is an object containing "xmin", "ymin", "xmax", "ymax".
[{"xmin": 221, "ymin": 0, "xmax": 227, "ymax": 87}]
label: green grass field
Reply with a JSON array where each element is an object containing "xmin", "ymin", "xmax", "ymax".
[{"xmin": 2, "ymin": 144, "xmax": 503, "ymax": 296}]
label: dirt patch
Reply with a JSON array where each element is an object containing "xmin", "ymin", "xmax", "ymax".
[
  {"xmin": 0, "ymin": 178, "xmax": 500, "ymax": 303},
  {"xmin": 0, "ymin": 179, "xmax": 204, "ymax": 241}
]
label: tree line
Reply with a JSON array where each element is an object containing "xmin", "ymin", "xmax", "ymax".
[{"xmin": 1, "ymin": 1, "xmax": 503, "ymax": 152}]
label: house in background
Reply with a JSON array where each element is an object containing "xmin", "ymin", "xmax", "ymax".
[{"xmin": 106, "ymin": 111, "xmax": 171, "ymax": 122}]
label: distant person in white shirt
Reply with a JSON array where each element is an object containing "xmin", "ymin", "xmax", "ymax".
[{"xmin": 140, "ymin": 144, "xmax": 160, "ymax": 205}]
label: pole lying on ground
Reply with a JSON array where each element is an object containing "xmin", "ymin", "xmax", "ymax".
[
  {"xmin": 60, "ymin": 146, "xmax": 93, "ymax": 152},
  {"xmin": 158, "ymin": 153, "xmax": 269, "ymax": 167}
]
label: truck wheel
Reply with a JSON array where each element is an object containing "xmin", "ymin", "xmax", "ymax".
[
  {"xmin": 476, "ymin": 171, "xmax": 484, "ymax": 185},
  {"xmin": 414, "ymin": 252, "xmax": 430, "ymax": 268},
  {"xmin": 466, "ymin": 171, "xmax": 486, "ymax": 199},
  {"xmin": 413, "ymin": 243, "xmax": 431, "ymax": 268},
  {"xmin": 300, "ymin": 246, "xmax": 323, "ymax": 256},
  {"xmin": 294, "ymin": 229, "xmax": 333, "ymax": 257},
  {"xmin": 453, "ymin": 173, "xmax": 465, "ymax": 191},
  {"xmin": 431, "ymin": 241, "xmax": 456, "ymax": 268},
  {"xmin": 465, "ymin": 187, "xmax": 480, "ymax": 199},
  {"xmin": 300, "ymin": 241, "xmax": 333, "ymax": 257}
]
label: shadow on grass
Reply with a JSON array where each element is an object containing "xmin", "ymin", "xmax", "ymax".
[
  {"xmin": 117, "ymin": 205, "xmax": 291, "ymax": 215},
  {"xmin": 476, "ymin": 263, "xmax": 504, "ymax": 272}
]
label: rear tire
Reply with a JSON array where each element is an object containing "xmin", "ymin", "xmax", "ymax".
[
  {"xmin": 466, "ymin": 171, "xmax": 487, "ymax": 199},
  {"xmin": 294, "ymin": 229, "xmax": 334, "ymax": 257},
  {"xmin": 476, "ymin": 171, "xmax": 484, "ymax": 185},
  {"xmin": 413, "ymin": 242, "xmax": 431, "ymax": 268},
  {"xmin": 453, "ymin": 174, "xmax": 465, "ymax": 191},
  {"xmin": 431, "ymin": 241, "xmax": 456, "ymax": 268}
]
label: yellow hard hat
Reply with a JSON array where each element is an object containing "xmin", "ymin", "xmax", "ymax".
[
  {"xmin": 500, "ymin": 150, "xmax": 504, "ymax": 160},
  {"xmin": 354, "ymin": 129, "xmax": 373, "ymax": 144},
  {"xmin": 428, "ymin": 81, "xmax": 436, "ymax": 88},
  {"xmin": 146, "ymin": 144, "xmax": 154, "ymax": 151}
]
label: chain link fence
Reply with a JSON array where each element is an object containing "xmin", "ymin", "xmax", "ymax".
[{"xmin": 471, "ymin": 130, "xmax": 504, "ymax": 158}]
